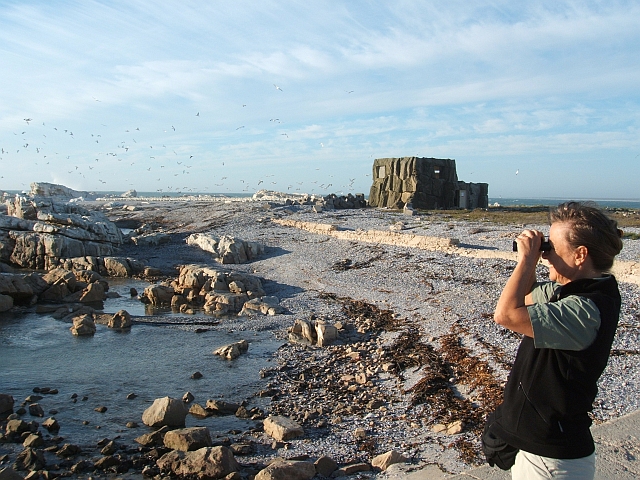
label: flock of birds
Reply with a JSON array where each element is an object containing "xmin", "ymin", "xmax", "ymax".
[{"xmin": 1, "ymin": 85, "xmax": 366, "ymax": 195}]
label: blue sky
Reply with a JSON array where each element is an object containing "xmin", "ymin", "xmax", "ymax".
[{"xmin": 1, "ymin": 1, "xmax": 639, "ymax": 199}]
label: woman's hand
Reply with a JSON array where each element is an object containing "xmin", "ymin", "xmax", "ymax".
[
  {"xmin": 494, "ymin": 229, "xmax": 544, "ymax": 337},
  {"xmin": 514, "ymin": 229, "xmax": 544, "ymax": 265}
]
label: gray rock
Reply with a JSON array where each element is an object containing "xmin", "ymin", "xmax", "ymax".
[{"xmin": 142, "ymin": 396, "xmax": 188, "ymax": 428}]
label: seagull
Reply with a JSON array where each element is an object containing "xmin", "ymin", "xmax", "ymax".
[
  {"xmin": 196, "ymin": 112, "xmax": 200, "ymax": 116},
  {"xmin": 24, "ymin": 118, "xmax": 32, "ymax": 124},
  {"xmin": 236, "ymin": 126, "xmax": 245, "ymax": 130},
  {"xmin": 273, "ymin": 84, "xmax": 283, "ymax": 91},
  {"xmin": 346, "ymin": 90, "xmax": 354, "ymax": 94},
  {"xmin": 515, "ymin": 169, "xmax": 519, "ymax": 175}
]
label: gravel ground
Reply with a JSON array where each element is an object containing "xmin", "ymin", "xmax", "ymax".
[{"xmin": 98, "ymin": 198, "xmax": 640, "ymax": 476}]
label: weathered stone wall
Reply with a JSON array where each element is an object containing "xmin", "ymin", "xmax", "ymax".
[
  {"xmin": 368, "ymin": 157, "xmax": 459, "ymax": 209},
  {"xmin": 457, "ymin": 181, "xmax": 489, "ymax": 209}
]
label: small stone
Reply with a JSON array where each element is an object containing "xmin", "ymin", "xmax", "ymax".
[
  {"xmin": 126, "ymin": 393, "xmax": 137, "ymax": 400},
  {"xmin": 28, "ymin": 404, "xmax": 44, "ymax": 417},
  {"xmin": 94, "ymin": 406, "xmax": 107, "ymax": 413},
  {"xmin": 183, "ymin": 391, "xmax": 195, "ymax": 403},
  {"xmin": 354, "ymin": 427, "xmax": 367, "ymax": 439},
  {"xmin": 191, "ymin": 371, "xmax": 203, "ymax": 379}
]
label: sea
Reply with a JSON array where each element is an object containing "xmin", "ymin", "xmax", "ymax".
[{"xmin": 0, "ymin": 278, "xmax": 282, "ymax": 447}]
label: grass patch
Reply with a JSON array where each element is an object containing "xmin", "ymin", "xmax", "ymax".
[{"xmin": 411, "ymin": 206, "xmax": 640, "ymax": 228}]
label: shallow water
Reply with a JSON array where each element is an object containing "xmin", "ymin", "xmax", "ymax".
[{"xmin": 0, "ymin": 278, "xmax": 283, "ymax": 447}]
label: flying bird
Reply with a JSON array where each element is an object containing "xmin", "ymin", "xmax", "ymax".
[
  {"xmin": 24, "ymin": 118, "xmax": 32, "ymax": 124},
  {"xmin": 515, "ymin": 169, "xmax": 519, "ymax": 175},
  {"xmin": 273, "ymin": 84, "xmax": 282, "ymax": 91},
  {"xmin": 236, "ymin": 126, "xmax": 245, "ymax": 130}
]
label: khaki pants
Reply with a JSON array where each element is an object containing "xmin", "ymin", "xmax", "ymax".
[{"xmin": 511, "ymin": 450, "xmax": 595, "ymax": 479}]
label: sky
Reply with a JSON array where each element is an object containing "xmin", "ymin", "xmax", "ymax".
[{"xmin": 1, "ymin": 1, "xmax": 639, "ymax": 199}]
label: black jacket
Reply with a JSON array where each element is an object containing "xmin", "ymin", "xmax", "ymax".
[{"xmin": 492, "ymin": 275, "xmax": 621, "ymax": 459}]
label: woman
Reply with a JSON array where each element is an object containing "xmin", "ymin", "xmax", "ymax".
[{"xmin": 484, "ymin": 201, "xmax": 624, "ymax": 479}]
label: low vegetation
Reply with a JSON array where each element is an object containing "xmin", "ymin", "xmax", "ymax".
[{"xmin": 414, "ymin": 206, "xmax": 640, "ymax": 229}]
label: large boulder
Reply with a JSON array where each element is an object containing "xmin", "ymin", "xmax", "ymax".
[
  {"xmin": 163, "ymin": 427, "xmax": 212, "ymax": 451},
  {"xmin": 108, "ymin": 310, "xmax": 132, "ymax": 330},
  {"xmin": 69, "ymin": 314, "xmax": 96, "ymax": 336},
  {"xmin": 254, "ymin": 459, "xmax": 316, "ymax": 480},
  {"xmin": 263, "ymin": 416, "xmax": 303, "ymax": 441},
  {"xmin": 157, "ymin": 446, "xmax": 239, "ymax": 479},
  {"xmin": 142, "ymin": 397, "xmax": 188, "ymax": 428},
  {"xmin": 28, "ymin": 182, "xmax": 97, "ymax": 200},
  {"xmin": 0, "ymin": 393, "xmax": 14, "ymax": 414},
  {"xmin": 142, "ymin": 284, "xmax": 175, "ymax": 306},
  {"xmin": 103, "ymin": 257, "xmax": 131, "ymax": 277},
  {"xmin": 186, "ymin": 234, "xmax": 264, "ymax": 264}
]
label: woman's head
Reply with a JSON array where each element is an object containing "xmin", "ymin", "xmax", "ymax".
[{"xmin": 548, "ymin": 201, "xmax": 623, "ymax": 272}]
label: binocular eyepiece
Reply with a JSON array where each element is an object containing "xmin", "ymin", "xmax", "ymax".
[{"xmin": 512, "ymin": 239, "xmax": 552, "ymax": 252}]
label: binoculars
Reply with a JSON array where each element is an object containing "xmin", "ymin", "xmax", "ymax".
[{"xmin": 512, "ymin": 239, "xmax": 552, "ymax": 252}]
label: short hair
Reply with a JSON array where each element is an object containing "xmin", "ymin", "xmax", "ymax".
[{"xmin": 549, "ymin": 201, "xmax": 623, "ymax": 272}]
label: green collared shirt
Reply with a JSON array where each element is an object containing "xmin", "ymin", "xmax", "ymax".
[{"xmin": 527, "ymin": 281, "xmax": 601, "ymax": 351}]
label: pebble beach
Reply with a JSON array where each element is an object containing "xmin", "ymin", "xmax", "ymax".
[{"xmin": 2, "ymin": 194, "xmax": 640, "ymax": 478}]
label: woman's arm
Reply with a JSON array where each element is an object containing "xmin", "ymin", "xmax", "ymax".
[{"xmin": 494, "ymin": 230, "xmax": 543, "ymax": 337}]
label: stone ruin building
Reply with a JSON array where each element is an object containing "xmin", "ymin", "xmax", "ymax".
[{"xmin": 368, "ymin": 157, "xmax": 488, "ymax": 210}]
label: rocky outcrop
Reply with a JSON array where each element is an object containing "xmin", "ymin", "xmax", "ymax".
[
  {"xmin": 1, "ymin": 190, "xmax": 123, "ymax": 271},
  {"xmin": 140, "ymin": 264, "xmax": 274, "ymax": 316},
  {"xmin": 186, "ymin": 233, "xmax": 264, "ymax": 264},
  {"xmin": 251, "ymin": 190, "xmax": 367, "ymax": 210},
  {"xmin": 28, "ymin": 182, "xmax": 98, "ymax": 200}
]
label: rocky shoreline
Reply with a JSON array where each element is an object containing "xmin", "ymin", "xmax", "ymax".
[{"xmin": 1, "ymin": 189, "xmax": 639, "ymax": 479}]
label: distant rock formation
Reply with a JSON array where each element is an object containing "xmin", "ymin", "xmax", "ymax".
[
  {"xmin": 29, "ymin": 182, "xmax": 98, "ymax": 200},
  {"xmin": 1, "ymin": 188, "xmax": 123, "ymax": 270}
]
